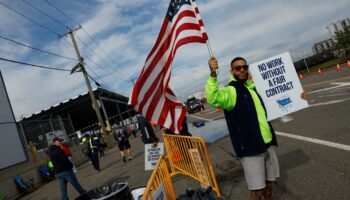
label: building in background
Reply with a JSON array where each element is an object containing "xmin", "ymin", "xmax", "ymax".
[
  {"xmin": 312, "ymin": 39, "xmax": 334, "ymax": 55},
  {"xmin": 327, "ymin": 18, "xmax": 350, "ymax": 42},
  {"xmin": 312, "ymin": 18, "xmax": 350, "ymax": 56},
  {"xmin": 0, "ymin": 71, "xmax": 27, "ymax": 169},
  {"xmin": 299, "ymin": 17, "xmax": 350, "ymax": 69},
  {"xmin": 20, "ymin": 88, "xmax": 133, "ymax": 150}
]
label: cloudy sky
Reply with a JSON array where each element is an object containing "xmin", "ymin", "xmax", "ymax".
[{"xmin": 0, "ymin": 0, "xmax": 349, "ymax": 120}]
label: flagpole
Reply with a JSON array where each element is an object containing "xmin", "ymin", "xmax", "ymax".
[
  {"xmin": 190, "ymin": 0, "xmax": 218, "ymax": 74},
  {"xmin": 206, "ymin": 40, "xmax": 213, "ymax": 57},
  {"xmin": 206, "ymin": 40, "xmax": 218, "ymax": 74}
]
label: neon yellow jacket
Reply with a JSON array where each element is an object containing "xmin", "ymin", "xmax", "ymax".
[{"xmin": 205, "ymin": 76, "xmax": 272, "ymax": 144}]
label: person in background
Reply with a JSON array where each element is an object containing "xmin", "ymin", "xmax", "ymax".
[
  {"xmin": 28, "ymin": 141, "xmax": 38, "ymax": 161},
  {"xmin": 113, "ymin": 127, "xmax": 133, "ymax": 162},
  {"xmin": 92, "ymin": 133, "xmax": 105, "ymax": 159},
  {"xmin": 60, "ymin": 143, "xmax": 78, "ymax": 173},
  {"xmin": 49, "ymin": 137, "xmax": 86, "ymax": 200},
  {"xmin": 82, "ymin": 134, "xmax": 101, "ymax": 172},
  {"xmin": 137, "ymin": 115, "xmax": 159, "ymax": 147}
]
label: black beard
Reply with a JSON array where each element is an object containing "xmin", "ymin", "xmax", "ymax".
[{"xmin": 234, "ymin": 74, "xmax": 248, "ymax": 83}]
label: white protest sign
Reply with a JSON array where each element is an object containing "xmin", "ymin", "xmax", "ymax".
[
  {"xmin": 152, "ymin": 183, "xmax": 167, "ymax": 200},
  {"xmin": 249, "ymin": 52, "xmax": 309, "ymax": 121},
  {"xmin": 145, "ymin": 143, "xmax": 164, "ymax": 171}
]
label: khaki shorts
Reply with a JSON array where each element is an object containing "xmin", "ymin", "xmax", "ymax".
[{"xmin": 239, "ymin": 146, "xmax": 280, "ymax": 190}]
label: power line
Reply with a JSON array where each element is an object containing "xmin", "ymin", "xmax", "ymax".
[
  {"xmin": 0, "ymin": 57, "xmax": 71, "ymax": 72},
  {"xmin": 21, "ymin": 0, "xmax": 76, "ymax": 48},
  {"xmin": 22, "ymin": 0, "xmax": 68, "ymax": 29},
  {"xmin": 0, "ymin": 1, "xmax": 59, "ymax": 36},
  {"xmin": 21, "ymin": 0, "xmax": 127, "ymax": 87},
  {"xmin": 0, "ymin": 0, "xmax": 74, "ymax": 48},
  {"xmin": 44, "ymin": 0, "xmax": 80, "ymax": 25},
  {"xmin": 87, "ymin": 73, "xmax": 113, "ymax": 91},
  {"xmin": 0, "ymin": 35, "xmax": 77, "ymax": 61},
  {"xmin": 1, "ymin": 0, "xmax": 118, "ymax": 85},
  {"xmin": 82, "ymin": 52, "xmax": 125, "ymax": 81},
  {"xmin": 75, "ymin": 36, "xmax": 129, "ymax": 82},
  {"xmin": 83, "ymin": 55, "xmax": 120, "ymax": 83},
  {"xmin": 80, "ymin": 27, "xmax": 131, "ymax": 77},
  {"xmin": 44, "ymin": 0, "xmax": 130, "ymax": 78},
  {"xmin": 1, "ymin": 0, "xmax": 125, "ymax": 95},
  {"xmin": 75, "ymin": 35, "xmax": 126, "ymax": 79},
  {"xmin": 85, "ymin": 63, "xmax": 115, "ymax": 91}
]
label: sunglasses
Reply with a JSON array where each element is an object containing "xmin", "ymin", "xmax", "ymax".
[{"xmin": 232, "ymin": 64, "xmax": 249, "ymax": 71}]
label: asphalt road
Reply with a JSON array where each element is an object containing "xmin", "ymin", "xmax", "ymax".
[{"xmin": 187, "ymin": 65, "xmax": 350, "ymax": 200}]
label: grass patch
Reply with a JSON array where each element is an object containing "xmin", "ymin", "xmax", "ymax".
[{"xmin": 298, "ymin": 56, "xmax": 350, "ymax": 74}]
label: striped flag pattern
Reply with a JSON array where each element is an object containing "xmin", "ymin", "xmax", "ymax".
[{"xmin": 129, "ymin": 0, "xmax": 208, "ymax": 133}]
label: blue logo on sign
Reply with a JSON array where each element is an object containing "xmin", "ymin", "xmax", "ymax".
[{"xmin": 276, "ymin": 96, "xmax": 292, "ymax": 111}]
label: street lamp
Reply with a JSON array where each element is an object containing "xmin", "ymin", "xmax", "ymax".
[{"xmin": 299, "ymin": 52, "xmax": 310, "ymax": 74}]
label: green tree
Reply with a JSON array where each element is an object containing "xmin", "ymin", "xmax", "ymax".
[{"xmin": 334, "ymin": 25, "xmax": 350, "ymax": 55}]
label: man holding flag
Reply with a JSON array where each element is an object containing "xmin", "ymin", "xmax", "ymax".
[
  {"xmin": 129, "ymin": 0, "xmax": 209, "ymax": 134},
  {"xmin": 206, "ymin": 56, "xmax": 308, "ymax": 200}
]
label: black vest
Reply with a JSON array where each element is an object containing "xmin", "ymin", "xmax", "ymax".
[{"xmin": 223, "ymin": 81, "xmax": 277, "ymax": 157}]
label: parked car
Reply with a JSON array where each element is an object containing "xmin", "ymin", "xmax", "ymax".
[{"xmin": 186, "ymin": 96, "xmax": 204, "ymax": 114}]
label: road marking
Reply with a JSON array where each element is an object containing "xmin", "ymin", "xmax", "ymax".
[
  {"xmin": 309, "ymin": 99, "xmax": 346, "ymax": 107},
  {"xmin": 280, "ymin": 115, "xmax": 294, "ymax": 123},
  {"xmin": 276, "ymin": 131, "xmax": 350, "ymax": 151},
  {"xmin": 325, "ymin": 93, "xmax": 349, "ymax": 97},
  {"xmin": 308, "ymin": 82, "xmax": 350, "ymax": 94},
  {"xmin": 187, "ymin": 114, "xmax": 213, "ymax": 121},
  {"xmin": 303, "ymin": 76, "xmax": 350, "ymax": 88}
]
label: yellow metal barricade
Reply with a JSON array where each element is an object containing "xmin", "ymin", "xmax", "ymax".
[
  {"xmin": 163, "ymin": 134, "xmax": 221, "ymax": 197},
  {"xmin": 143, "ymin": 134, "xmax": 221, "ymax": 199},
  {"xmin": 142, "ymin": 155, "xmax": 176, "ymax": 200}
]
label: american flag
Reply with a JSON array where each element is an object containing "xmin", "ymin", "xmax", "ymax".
[{"xmin": 129, "ymin": 0, "xmax": 208, "ymax": 134}]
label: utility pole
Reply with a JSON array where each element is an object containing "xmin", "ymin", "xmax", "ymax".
[{"xmin": 60, "ymin": 26, "xmax": 110, "ymax": 145}]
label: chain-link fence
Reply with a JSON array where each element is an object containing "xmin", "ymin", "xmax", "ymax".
[{"xmin": 18, "ymin": 117, "xmax": 75, "ymax": 151}]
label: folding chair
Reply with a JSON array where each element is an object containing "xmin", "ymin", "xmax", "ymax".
[{"xmin": 14, "ymin": 175, "xmax": 35, "ymax": 195}]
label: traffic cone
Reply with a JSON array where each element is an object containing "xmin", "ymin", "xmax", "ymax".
[
  {"xmin": 347, "ymin": 60, "xmax": 350, "ymax": 68},
  {"xmin": 216, "ymin": 108, "xmax": 222, "ymax": 112},
  {"xmin": 318, "ymin": 68, "xmax": 323, "ymax": 76},
  {"xmin": 336, "ymin": 64, "xmax": 342, "ymax": 71},
  {"xmin": 299, "ymin": 73, "xmax": 304, "ymax": 80}
]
